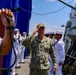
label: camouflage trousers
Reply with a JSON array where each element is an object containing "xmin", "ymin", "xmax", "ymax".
[{"xmin": 29, "ymin": 68, "xmax": 49, "ymax": 75}]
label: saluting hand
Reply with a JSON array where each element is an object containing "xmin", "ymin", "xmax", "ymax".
[
  {"xmin": 32, "ymin": 27, "xmax": 40, "ymax": 35},
  {"xmin": 53, "ymin": 66, "xmax": 57, "ymax": 72}
]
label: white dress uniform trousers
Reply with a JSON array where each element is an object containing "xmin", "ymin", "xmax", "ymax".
[
  {"xmin": 54, "ymin": 40, "xmax": 65, "ymax": 75},
  {"xmin": 19, "ymin": 36, "xmax": 26, "ymax": 62},
  {"xmin": 14, "ymin": 34, "xmax": 20, "ymax": 67}
]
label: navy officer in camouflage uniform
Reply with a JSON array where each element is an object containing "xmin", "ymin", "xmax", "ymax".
[{"xmin": 22, "ymin": 23, "xmax": 57, "ymax": 75}]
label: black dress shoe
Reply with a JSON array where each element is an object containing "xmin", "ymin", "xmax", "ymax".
[
  {"xmin": 15, "ymin": 66, "xmax": 21, "ymax": 69},
  {"xmin": 19, "ymin": 62, "xmax": 25, "ymax": 64}
]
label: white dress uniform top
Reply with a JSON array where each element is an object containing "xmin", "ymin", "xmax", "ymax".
[
  {"xmin": 19, "ymin": 34, "xmax": 24, "ymax": 63},
  {"xmin": 18, "ymin": 34, "xmax": 23, "ymax": 55},
  {"xmin": 54, "ymin": 32, "xmax": 65, "ymax": 75},
  {"xmin": 20, "ymin": 32, "xmax": 26, "ymax": 62}
]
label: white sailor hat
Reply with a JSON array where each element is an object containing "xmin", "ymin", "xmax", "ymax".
[
  {"xmin": 22, "ymin": 32, "xmax": 26, "ymax": 34},
  {"xmin": 55, "ymin": 31, "xmax": 63, "ymax": 35},
  {"xmin": 14, "ymin": 28, "xmax": 19, "ymax": 32},
  {"xmin": 48, "ymin": 32, "xmax": 54, "ymax": 35}
]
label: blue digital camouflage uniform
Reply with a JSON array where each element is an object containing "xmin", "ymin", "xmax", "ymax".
[{"xmin": 22, "ymin": 34, "xmax": 56, "ymax": 75}]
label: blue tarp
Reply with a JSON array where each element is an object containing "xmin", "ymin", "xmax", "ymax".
[
  {"xmin": 16, "ymin": 0, "xmax": 32, "ymax": 35},
  {"xmin": 0, "ymin": 0, "xmax": 32, "ymax": 75}
]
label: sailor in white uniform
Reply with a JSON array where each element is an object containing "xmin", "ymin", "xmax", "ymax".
[
  {"xmin": 13, "ymin": 28, "xmax": 20, "ymax": 68},
  {"xmin": 19, "ymin": 32, "xmax": 26, "ymax": 63},
  {"xmin": 10, "ymin": 28, "xmax": 20, "ymax": 75},
  {"xmin": 54, "ymin": 31, "xmax": 65, "ymax": 75},
  {"xmin": 19, "ymin": 33, "xmax": 23, "ymax": 63},
  {"xmin": 48, "ymin": 32, "xmax": 55, "ymax": 75}
]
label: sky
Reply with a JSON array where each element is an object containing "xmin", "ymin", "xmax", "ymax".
[{"xmin": 29, "ymin": 0, "xmax": 76, "ymax": 35}]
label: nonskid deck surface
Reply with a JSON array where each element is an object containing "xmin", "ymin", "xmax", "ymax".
[{"xmin": 16, "ymin": 56, "xmax": 31, "ymax": 75}]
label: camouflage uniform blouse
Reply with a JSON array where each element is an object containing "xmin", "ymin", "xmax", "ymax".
[{"xmin": 22, "ymin": 34, "xmax": 56, "ymax": 69}]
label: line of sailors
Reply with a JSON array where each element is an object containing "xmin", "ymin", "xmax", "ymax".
[
  {"xmin": 45, "ymin": 31, "xmax": 65, "ymax": 75},
  {"xmin": 10, "ymin": 28, "xmax": 26, "ymax": 75}
]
